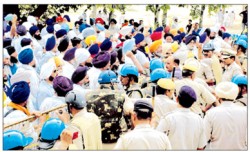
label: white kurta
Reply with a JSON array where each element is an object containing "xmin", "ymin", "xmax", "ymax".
[
  {"xmin": 114, "ymin": 124, "xmax": 172, "ymax": 150},
  {"xmin": 204, "ymin": 101, "xmax": 247, "ymax": 150},
  {"xmin": 87, "ymin": 67, "xmax": 102, "ymax": 90},
  {"xmin": 157, "ymin": 108, "xmax": 207, "ymax": 150}
]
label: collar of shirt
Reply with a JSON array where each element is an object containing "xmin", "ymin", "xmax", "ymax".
[
  {"xmin": 134, "ymin": 123, "xmax": 151, "ymax": 130},
  {"xmin": 220, "ymin": 101, "xmax": 236, "ymax": 107},
  {"xmin": 176, "ymin": 107, "xmax": 191, "ymax": 113},
  {"xmin": 72, "ymin": 108, "xmax": 87, "ymax": 119}
]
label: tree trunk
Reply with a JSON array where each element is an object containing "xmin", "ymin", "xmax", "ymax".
[
  {"xmin": 155, "ymin": 4, "xmax": 160, "ymax": 28},
  {"xmin": 199, "ymin": 4, "xmax": 206, "ymax": 27},
  {"xmin": 109, "ymin": 11, "xmax": 113, "ymax": 23},
  {"xmin": 162, "ymin": 11, "xmax": 168, "ymax": 27}
]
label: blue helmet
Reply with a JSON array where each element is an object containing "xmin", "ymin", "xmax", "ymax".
[
  {"xmin": 3, "ymin": 130, "xmax": 33, "ymax": 150},
  {"xmin": 98, "ymin": 70, "xmax": 119, "ymax": 84},
  {"xmin": 120, "ymin": 64, "xmax": 139, "ymax": 77},
  {"xmin": 150, "ymin": 58, "xmax": 164, "ymax": 72},
  {"xmin": 235, "ymin": 39, "xmax": 248, "ymax": 49},
  {"xmin": 231, "ymin": 74, "xmax": 248, "ymax": 86},
  {"xmin": 150, "ymin": 69, "xmax": 169, "ymax": 82},
  {"xmin": 238, "ymin": 34, "xmax": 248, "ymax": 42},
  {"xmin": 40, "ymin": 118, "xmax": 66, "ymax": 141}
]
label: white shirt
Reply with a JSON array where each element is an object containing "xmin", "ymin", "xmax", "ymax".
[
  {"xmin": 153, "ymin": 95, "xmax": 178, "ymax": 128},
  {"xmin": 12, "ymin": 35, "xmax": 30, "ymax": 53},
  {"xmin": 4, "ymin": 107, "xmax": 38, "ymax": 146},
  {"xmin": 157, "ymin": 108, "xmax": 207, "ymax": 150},
  {"xmin": 87, "ymin": 67, "xmax": 102, "ymax": 90},
  {"xmin": 222, "ymin": 62, "xmax": 242, "ymax": 82},
  {"xmin": 175, "ymin": 78, "xmax": 216, "ymax": 116},
  {"xmin": 204, "ymin": 101, "xmax": 247, "ymax": 150},
  {"xmin": 73, "ymin": 84, "xmax": 91, "ymax": 99},
  {"xmin": 114, "ymin": 124, "xmax": 172, "ymax": 150},
  {"xmin": 40, "ymin": 96, "xmax": 66, "ymax": 118},
  {"xmin": 36, "ymin": 80, "xmax": 55, "ymax": 111}
]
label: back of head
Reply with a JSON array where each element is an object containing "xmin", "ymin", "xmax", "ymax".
[
  {"xmin": 53, "ymin": 76, "xmax": 73, "ymax": 97},
  {"xmin": 38, "ymin": 118, "xmax": 66, "ymax": 150},
  {"xmin": 98, "ymin": 70, "xmax": 119, "ymax": 84},
  {"xmin": 178, "ymin": 85, "xmax": 197, "ymax": 108},
  {"xmin": 134, "ymin": 100, "xmax": 153, "ymax": 119},
  {"xmin": 9, "ymin": 81, "xmax": 30, "ymax": 104},
  {"xmin": 65, "ymin": 90, "xmax": 87, "ymax": 109},
  {"xmin": 215, "ymin": 82, "xmax": 239, "ymax": 101}
]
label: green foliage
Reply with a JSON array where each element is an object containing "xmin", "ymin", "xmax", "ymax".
[{"xmin": 207, "ymin": 4, "xmax": 230, "ymax": 16}]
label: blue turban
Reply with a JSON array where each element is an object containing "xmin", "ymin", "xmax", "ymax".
[
  {"xmin": 29, "ymin": 25, "xmax": 39, "ymax": 36},
  {"xmin": 46, "ymin": 36, "xmax": 56, "ymax": 51},
  {"xmin": 222, "ymin": 32, "xmax": 231, "ymax": 39},
  {"xmin": 154, "ymin": 26, "xmax": 164, "ymax": 32},
  {"xmin": 46, "ymin": 25, "xmax": 54, "ymax": 33},
  {"xmin": 63, "ymin": 15, "xmax": 71, "ymax": 22},
  {"xmin": 88, "ymin": 43, "xmax": 100, "ymax": 56},
  {"xmin": 18, "ymin": 48, "xmax": 34, "ymax": 64},
  {"xmin": 63, "ymin": 47, "xmax": 77, "ymax": 61},
  {"xmin": 16, "ymin": 25, "xmax": 27, "ymax": 36},
  {"xmin": 56, "ymin": 29, "xmax": 67, "ymax": 38},
  {"xmin": 100, "ymin": 38, "xmax": 112, "ymax": 51},
  {"xmin": 133, "ymin": 33, "xmax": 144, "ymax": 45},
  {"xmin": 9, "ymin": 81, "xmax": 30, "ymax": 104}
]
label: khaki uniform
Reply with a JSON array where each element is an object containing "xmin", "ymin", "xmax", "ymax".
[
  {"xmin": 66, "ymin": 109, "xmax": 103, "ymax": 150},
  {"xmin": 222, "ymin": 62, "xmax": 242, "ymax": 82},
  {"xmin": 153, "ymin": 95, "xmax": 178, "ymax": 128},
  {"xmin": 157, "ymin": 108, "xmax": 207, "ymax": 150},
  {"xmin": 114, "ymin": 124, "xmax": 172, "ymax": 150},
  {"xmin": 211, "ymin": 55, "xmax": 223, "ymax": 84},
  {"xmin": 126, "ymin": 83, "xmax": 144, "ymax": 99},
  {"xmin": 204, "ymin": 101, "xmax": 247, "ymax": 150},
  {"xmin": 175, "ymin": 78, "xmax": 216, "ymax": 117}
]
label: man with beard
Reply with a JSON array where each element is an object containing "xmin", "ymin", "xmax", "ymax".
[
  {"xmin": 5, "ymin": 46, "xmax": 19, "ymax": 75},
  {"xmin": 29, "ymin": 25, "xmax": 43, "ymax": 58},
  {"xmin": 71, "ymin": 66, "xmax": 91, "ymax": 94},
  {"xmin": 132, "ymin": 33, "xmax": 150, "ymax": 69},
  {"xmin": 15, "ymin": 48, "xmax": 39, "ymax": 112},
  {"xmin": 108, "ymin": 19, "xmax": 119, "ymax": 36},
  {"xmin": 36, "ymin": 61, "xmax": 59, "ymax": 111},
  {"xmin": 4, "ymin": 81, "xmax": 40, "ymax": 148}
]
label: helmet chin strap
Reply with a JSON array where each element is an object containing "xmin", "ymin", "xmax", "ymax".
[{"xmin": 67, "ymin": 103, "xmax": 73, "ymax": 119}]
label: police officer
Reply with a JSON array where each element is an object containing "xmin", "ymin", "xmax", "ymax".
[
  {"xmin": 57, "ymin": 90, "xmax": 102, "ymax": 150},
  {"xmin": 153, "ymin": 78, "xmax": 177, "ymax": 128},
  {"xmin": 114, "ymin": 100, "xmax": 172, "ymax": 150},
  {"xmin": 86, "ymin": 70, "xmax": 133, "ymax": 149},
  {"xmin": 37, "ymin": 118, "xmax": 66, "ymax": 150},
  {"xmin": 120, "ymin": 64, "xmax": 144, "ymax": 98},
  {"xmin": 221, "ymin": 49, "xmax": 243, "ymax": 82},
  {"xmin": 157, "ymin": 86, "xmax": 207, "ymax": 150},
  {"xmin": 3, "ymin": 130, "xmax": 33, "ymax": 150},
  {"xmin": 231, "ymin": 74, "xmax": 248, "ymax": 106},
  {"xmin": 175, "ymin": 59, "xmax": 218, "ymax": 117}
]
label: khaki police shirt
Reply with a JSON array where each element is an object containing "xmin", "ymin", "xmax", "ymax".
[
  {"xmin": 68, "ymin": 109, "xmax": 103, "ymax": 150},
  {"xmin": 153, "ymin": 95, "xmax": 178, "ymax": 128},
  {"xmin": 157, "ymin": 108, "xmax": 207, "ymax": 150},
  {"xmin": 222, "ymin": 62, "xmax": 242, "ymax": 82},
  {"xmin": 204, "ymin": 101, "xmax": 247, "ymax": 150},
  {"xmin": 175, "ymin": 78, "xmax": 216, "ymax": 116},
  {"xmin": 114, "ymin": 124, "xmax": 172, "ymax": 150}
]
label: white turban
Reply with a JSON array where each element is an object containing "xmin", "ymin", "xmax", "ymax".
[
  {"xmin": 75, "ymin": 48, "xmax": 90, "ymax": 66},
  {"xmin": 10, "ymin": 71, "xmax": 31, "ymax": 85},
  {"xmin": 119, "ymin": 26, "xmax": 133, "ymax": 36},
  {"xmin": 3, "ymin": 48, "xmax": 10, "ymax": 59},
  {"xmin": 54, "ymin": 24, "xmax": 62, "ymax": 32},
  {"xmin": 27, "ymin": 16, "xmax": 37, "ymax": 25},
  {"xmin": 68, "ymin": 30, "xmax": 77, "ymax": 40},
  {"xmin": 40, "ymin": 61, "xmax": 56, "ymax": 80},
  {"xmin": 215, "ymin": 82, "xmax": 239, "ymax": 100}
]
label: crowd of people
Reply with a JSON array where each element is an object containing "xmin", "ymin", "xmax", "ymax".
[{"xmin": 2, "ymin": 6, "xmax": 248, "ymax": 150}]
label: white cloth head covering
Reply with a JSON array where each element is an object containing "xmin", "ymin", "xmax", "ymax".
[
  {"xmin": 215, "ymin": 82, "xmax": 239, "ymax": 100},
  {"xmin": 68, "ymin": 30, "xmax": 77, "ymax": 40},
  {"xmin": 10, "ymin": 71, "xmax": 31, "ymax": 85},
  {"xmin": 27, "ymin": 16, "xmax": 37, "ymax": 25},
  {"xmin": 54, "ymin": 24, "xmax": 62, "ymax": 32},
  {"xmin": 119, "ymin": 26, "xmax": 133, "ymax": 36},
  {"xmin": 22, "ymin": 22, "xmax": 32, "ymax": 31},
  {"xmin": 40, "ymin": 61, "xmax": 56, "ymax": 80},
  {"xmin": 3, "ymin": 48, "xmax": 10, "ymax": 59},
  {"xmin": 75, "ymin": 48, "xmax": 90, "ymax": 66}
]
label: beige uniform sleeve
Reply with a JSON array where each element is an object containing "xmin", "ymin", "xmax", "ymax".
[{"xmin": 199, "ymin": 83, "xmax": 216, "ymax": 105}]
